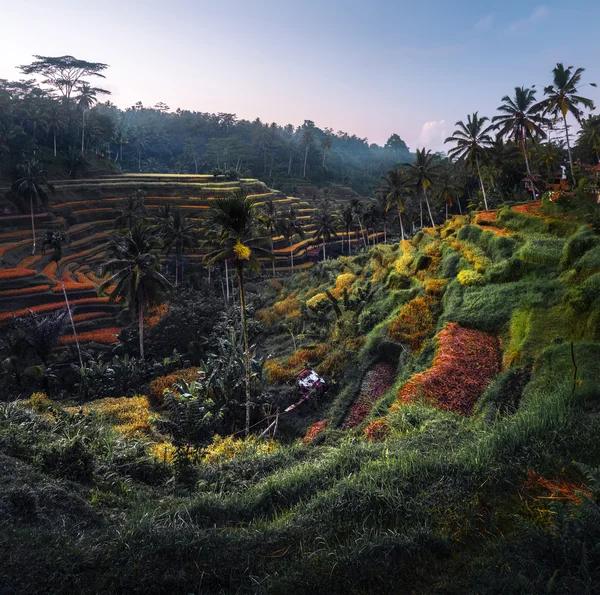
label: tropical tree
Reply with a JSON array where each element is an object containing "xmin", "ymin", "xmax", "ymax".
[
  {"xmin": 312, "ymin": 202, "xmax": 337, "ymax": 260},
  {"xmin": 262, "ymin": 198, "xmax": 278, "ymax": 276},
  {"xmin": 115, "ymin": 194, "xmax": 148, "ymax": 229},
  {"xmin": 403, "ymin": 148, "xmax": 440, "ymax": 226},
  {"xmin": 445, "ymin": 113, "xmax": 493, "ymax": 210},
  {"xmin": 99, "ymin": 221, "xmax": 171, "ymax": 360},
  {"xmin": 301, "ymin": 128, "xmax": 315, "ymax": 179},
  {"xmin": 321, "ymin": 134, "xmax": 333, "ymax": 168},
  {"xmin": 11, "ymin": 160, "xmax": 54, "ymax": 254},
  {"xmin": 337, "ymin": 203, "xmax": 355, "ymax": 254},
  {"xmin": 493, "ymin": 87, "xmax": 550, "ymax": 198},
  {"xmin": 21, "ymin": 102, "xmax": 48, "ymax": 154},
  {"xmin": 46, "ymin": 104, "xmax": 67, "ymax": 157},
  {"xmin": 533, "ymin": 63, "xmax": 596, "ymax": 181},
  {"xmin": 203, "ymin": 189, "xmax": 271, "ymax": 436},
  {"xmin": 166, "ymin": 209, "xmax": 197, "ymax": 285},
  {"xmin": 76, "ymin": 83, "xmax": 99, "ymax": 154},
  {"xmin": 350, "ymin": 197, "xmax": 368, "ymax": 249},
  {"xmin": 41, "ymin": 230, "xmax": 82, "ymax": 367},
  {"xmin": 434, "ymin": 172, "xmax": 463, "ymax": 220},
  {"xmin": 277, "ymin": 205, "xmax": 305, "ymax": 271},
  {"xmin": 377, "ymin": 168, "xmax": 407, "ymax": 240},
  {"xmin": 577, "ymin": 115, "xmax": 600, "ymax": 164},
  {"xmin": 112, "ymin": 121, "xmax": 128, "ymax": 164}
]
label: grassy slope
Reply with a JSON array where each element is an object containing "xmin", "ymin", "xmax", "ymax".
[{"xmin": 2, "ymin": 201, "xmax": 600, "ymax": 594}]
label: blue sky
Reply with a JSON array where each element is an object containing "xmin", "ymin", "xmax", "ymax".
[{"xmin": 1, "ymin": 0, "xmax": 598, "ymax": 150}]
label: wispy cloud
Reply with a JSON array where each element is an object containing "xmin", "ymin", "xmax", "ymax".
[
  {"xmin": 475, "ymin": 13, "xmax": 494, "ymax": 32},
  {"xmin": 417, "ymin": 120, "xmax": 448, "ymax": 153},
  {"xmin": 507, "ymin": 5, "xmax": 549, "ymax": 33}
]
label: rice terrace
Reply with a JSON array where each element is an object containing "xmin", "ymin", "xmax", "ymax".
[{"xmin": 1, "ymin": 3, "xmax": 600, "ymax": 593}]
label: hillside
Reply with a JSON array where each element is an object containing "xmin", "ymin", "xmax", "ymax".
[{"xmin": 1, "ymin": 196, "xmax": 600, "ymax": 593}]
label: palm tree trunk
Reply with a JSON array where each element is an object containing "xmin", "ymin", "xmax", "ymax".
[
  {"xmin": 225, "ymin": 259, "xmax": 230, "ymax": 302},
  {"xmin": 445, "ymin": 202, "xmax": 448, "ymax": 221},
  {"xmin": 522, "ymin": 134, "xmax": 536, "ymax": 200},
  {"xmin": 475, "ymin": 155, "xmax": 489, "ymax": 210},
  {"xmin": 383, "ymin": 223, "xmax": 387, "ymax": 244},
  {"xmin": 423, "ymin": 187, "xmax": 436, "ymax": 227},
  {"xmin": 81, "ymin": 111, "xmax": 85, "ymax": 154},
  {"xmin": 30, "ymin": 196, "xmax": 36, "ymax": 255},
  {"xmin": 290, "ymin": 239, "xmax": 294, "ymax": 271},
  {"xmin": 138, "ymin": 301, "xmax": 145, "ymax": 360},
  {"xmin": 322, "ymin": 237, "xmax": 326, "ymax": 261},
  {"xmin": 62, "ymin": 280, "xmax": 83, "ymax": 368},
  {"xmin": 271, "ymin": 238, "xmax": 275, "ymax": 276},
  {"xmin": 322, "ymin": 151, "xmax": 326, "ymax": 168},
  {"xmin": 303, "ymin": 146, "xmax": 309, "ymax": 178},
  {"xmin": 288, "ymin": 152, "xmax": 293, "ymax": 175},
  {"xmin": 397, "ymin": 208, "xmax": 405, "ymax": 240},
  {"xmin": 53, "ymin": 133, "xmax": 57, "ymax": 157},
  {"xmin": 457, "ymin": 196, "xmax": 463, "ymax": 215},
  {"xmin": 563, "ymin": 113, "xmax": 575, "ymax": 182},
  {"xmin": 347, "ymin": 230, "xmax": 351, "ymax": 255},
  {"xmin": 236, "ymin": 264, "xmax": 251, "ymax": 436}
]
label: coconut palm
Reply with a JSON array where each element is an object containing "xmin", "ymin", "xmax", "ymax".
[
  {"xmin": 11, "ymin": 160, "xmax": 54, "ymax": 255},
  {"xmin": 115, "ymin": 194, "xmax": 148, "ymax": 230},
  {"xmin": 46, "ymin": 104, "xmax": 67, "ymax": 157},
  {"xmin": 312, "ymin": 201, "xmax": 337, "ymax": 260},
  {"xmin": 112, "ymin": 123, "xmax": 128, "ymax": 164},
  {"xmin": 321, "ymin": 134, "xmax": 333, "ymax": 168},
  {"xmin": 493, "ymin": 87, "xmax": 550, "ymax": 198},
  {"xmin": 578, "ymin": 115, "xmax": 600, "ymax": 164},
  {"xmin": 76, "ymin": 83, "xmax": 99, "ymax": 154},
  {"xmin": 203, "ymin": 189, "xmax": 271, "ymax": 436},
  {"xmin": 277, "ymin": 205, "xmax": 305, "ymax": 271},
  {"xmin": 534, "ymin": 63, "xmax": 597, "ymax": 181},
  {"xmin": 301, "ymin": 128, "xmax": 315, "ymax": 179},
  {"xmin": 434, "ymin": 172, "xmax": 463, "ymax": 220},
  {"xmin": 262, "ymin": 198, "xmax": 278, "ymax": 276},
  {"xmin": 337, "ymin": 203, "xmax": 355, "ymax": 255},
  {"xmin": 41, "ymin": 229, "xmax": 82, "ymax": 368},
  {"xmin": 350, "ymin": 198, "xmax": 368, "ymax": 249},
  {"xmin": 21, "ymin": 102, "xmax": 48, "ymax": 155},
  {"xmin": 378, "ymin": 168, "xmax": 408, "ymax": 240},
  {"xmin": 372, "ymin": 192, "xmax": 391, "ymax": 243},
  {"xmin": 444, "ymin": 113, "xmax": 494, "ymax": 210},
  {"xmin": 166, "ymin": 209, "xmax": 197, "ymax": 285},
  {"xmin": 403, "ymin": 148, "xmax": 441, "ymax": 226},
  {"xmin": 99, "ymin": 222, "xmax": 171, "ymax": 360}
]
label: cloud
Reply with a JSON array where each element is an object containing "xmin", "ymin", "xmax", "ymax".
[
  {"xmin": 475, "ymin": 13, "xmax": 494, "ymax": 32},
  {"xmin": 417, "ymin": 120, "xmax": 448, "ymax": 153},
  {"xmin": 508, "ymin": 5, "xmax": 549, "ymax": 33}
]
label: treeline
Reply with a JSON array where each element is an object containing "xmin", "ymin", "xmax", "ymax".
[{"xmin": 0, "ymin": 55, "xmax": 412, "ymax": 193}]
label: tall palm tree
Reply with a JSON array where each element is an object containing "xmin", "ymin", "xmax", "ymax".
[
  {"xmin": 312, "ymin": 202, "xmax": 337, "ymax": 260},
  {"xmin": 534, "ymin": 63, "xmax": 596, "ymax": 181},
  {"xmin": 46, "ymin": 104, "xmax": 67, "ymax": 157},
  {"xmin": 403, "ymin": 148, "xmax": 440, "ymax": 226},
  {"xmin": 350, "ymin": 197, "xmax": 368, "ymax": 249},
  {"xmin": 434, "ymin": 172, "xmax": 463, "ymax": 220},
  {"xmin": 337, "ymin": 203, "xmax": 355, "ymax": 255},
  {"xmin": 445, "ymin": 113, "xmax": 493, "ymax": 210},
  {"xmin": 277, "ymin": 205, "xmax": 305, "ymax": 271},
  {"xmin": 115, "ymin": 195, "xmax": 148, "ymax": 230},
  {"xmin": 166, "ymin": 209, "xmax": 197, "ymax": 285},
  {"xmin": 21, "ymin": 102, "xmax": 48, "ymax": 155},
  {"xmin": 11, "ymin": 160, "xmax": 54, "ymax": 255},
  {"xmin": 301, "ymin": 129, "xmax": 314, "ymax": 179},
  {"xmin": 378, "ymin": 168, "xmax": 407, "ymax": 240},
  {"xmin": 99, "ymin": 222, "xmax": 171, "ymax": 360},
  {"xmin": 76, "ymin": 83, "xmax": 98, "ymax": 154},
  {"xmin": 203, "ymin": 189, "xmax": 271, "ymax": 436},
  {"xmin": 321, "ymin": 134, "xmax": 333, "ymax": 168},
  {"xmin": 577, "ymin": 115, "xmax": 600, "ymax": 164},
  {"xmin": 372, "ymin": 193, "xmax": 391, "ymax": 243},
  {"xmin": 493, "ymin": 87, "xmax": 550, "ymax": 198},
  {"xmin": 262, "ymin": 198, "xmax": 278, "ymax": 276},
  {"xmin": 41, "ymin": 229, "xmax": 82, "ymax": 368},
  {"xmin": 112, "ymin": 123, "xmax": 129, "ymax": 165}
]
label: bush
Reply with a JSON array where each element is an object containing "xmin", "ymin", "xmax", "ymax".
[
  {"xmin": 364, "ymin": 419, "xmax": 390, "ymax": 441},
  {"xmin": 388, "ymin": 296, "xmax": 435, "ymax": 351},
  {"xmin": 148, "ymin": 368, "xmax": 198, "ymax": 406},
  {"xmin": 457, "ymin": 269, "xmax": 485, "ymax": 286},
  {"xmin": 560, "ymin": 227, "xmax": 600, "ymax": 269}
]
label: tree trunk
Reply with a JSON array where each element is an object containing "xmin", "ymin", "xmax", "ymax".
[
  {"xmin": 290, "ymin": 239, "xmax": 294, "ymax": 271},
  {"xmin": 271, "ymin": 238, "xmax": 275, "ymax": 276},
  {"xmin": 81, "ymin": 111, "xmax": 85, "ymax": 154},
  {"xmin": 288, "ymin": 152, "xmax": 293, "ymax": 175},
  {"xmin": 225, "ymin": 259, "xmax": 230, "ymax": 302},
  {"xmin": 322, "ymin": 150, "xmax": 326, "ymax": 168},
  {"xmin": 419, "ymin": 195, "xmax": 423, "ymax": 228},
  {"xmin": 383, "ymin": 223, "xmax": 387, "ymax": 244},
  {"xmin": 475, "ymin": 155, "xmax": 489, "ymax": 210},
  {"xmin": 322, "ymin": 238, "xmax": 326, "ymax": 261},
  {"xmin": 30, "ymin": 196, "xmax": 36, "ymax": 255},
  {"xmin": 347, "ymin": 230, "xmax": 351, "ymax": 255},
  {"xmin": 138, "ymin": 148, "xmax": 142, "ymax": 172},
  {"xmin": 53, "ymin": 133, "xmax": 57, "ymax": 157},
  {"xmin": 397, "ymin": 207, "xmax": 405, "ymax": 240},
  {"xmin": 423, "ymin": 186, "xmax": 436, "ymax": 228},
  {"xmin": 303, "ymin": 146, "xmax": 309, "ymax": 178},
  {"xmin": 563, "ymin": 113, "xmax": 575, "ymax": 183},
  {"xmin": 62, "ymin": 279, "xmax": 83, "ymax": 368},
  {"xmin": 358, "ymin": 218, "xmax": 367, "ymax": 249},
  {"xmin": 236, "ymin": 265, "xmax": 251, "ymax": 437},
  {"xmin": 175, "ymin": 257, "xmax": 179, "ymax": 286},
  {"xmin": 522, "ymin": 133, "xmax": 536, "ymax": 200},
  {"xmin": 138, "ymin": 301, "xmax": 145, "ymax": 360},
  {"xmin": 445, "ymin": 202, "xmax": 448, "ymax": 221},
  {"xmin": 457, "ymin": 196, "xmax": 463, "ymax": 215}
]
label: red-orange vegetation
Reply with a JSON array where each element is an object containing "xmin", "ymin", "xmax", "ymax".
[
  {"xmin": 148, "ymin": 367, "xmax": 199, "ymax": 406},
  {"xmin": 60, "ymin": 327, "xmax": 120, "ymax": 345},
  {"xmin": 388, "ymin": 296, "xmax": 436, "ymax": 352},
  {"xmin": 20, "ymin": 255, "xmax": 43, "ymax": 268},
  {"xmin": 0, "ymin": 268, "xmax": 37, "ymax": 280},
  {"xmin": 513, "ymin": 201, "xmax": 542, "ymax": 216},
  {"xmin": 0, "ymin": 284, "xmax": 51, "ymax": 297},
  {"xmin": 397, "ymin": 322, "xmax": 501, "ymax": 416},
  {"xmin": 53, "ymin": 281, "xmax": 95, "ymax": 292},
  {"xmin": 145, "ymin": 303, "xmax": 168, "ymax": 327},
  {"xmin": 42, "ymin": 261, "xmax": 58, "ymax": 279},
  {"xmin": 524, "ymin": 469, "xmax": 591, "ymax": 504},
  {"xmin": 0, "ymin": 297, "xmax": 110, "ymax": 322},
  {"xmin": 303, "ymin": 419, "xmax": 329, "ymax": 444},
  {"xmin": 364, "ymin": 419, "xmax": 391, "ymax": 442},
  {"xmin": 71, "ymin": 312, "xmax": 109, "ymax": 323},
  {"xmin": 475, "ymin": 211, "xmax": 499, "ymax": 225}
]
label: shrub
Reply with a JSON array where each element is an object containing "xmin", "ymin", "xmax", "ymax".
[
  {"xmin": 148, "ymin": 368, "xmax": 198, "ymax": 405},
  {"xmin": 560, "ymin": 227, "xmax": 600, "ymax": 269},
  {"xmin": 0, "ymin": 268, "xmax": 37, "ymax": 280},
  {"xmin": 394, "ymin": 240, "xmax": 417, "ymax": 275},
  {"xmin": 364, "ymin": 419, "xmax": 390, "ymax": 441},
  {"xmin": 397, "ymin": 322, "xmax": 501, "ymax": 415},
  {"xmin": 203, "ymin": 434, "xmax": 279, "ymax": 464},
  {"xmin": 388, "ymin": 296, "xmax": 435, "ymax": 351},
  {"xmin": 457, "ymin": 269, "xmax": 485, "ymax": 286},
  {"xmin": 446, "ymin": 237, "xmax": 491, "ymax": 273},
  {"xmin": 273, "ymin": 294, "xmax": 301, "ymax": 319},
  {"xmin": 423, "ymin": 278, "xmax": 447, "ymax": 296},
  {"xmin": 303, "ymin": 419, "xmax": 329, "ymax": 444}
]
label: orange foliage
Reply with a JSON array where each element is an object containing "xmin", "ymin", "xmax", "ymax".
[
  {"xmin": 145, "ymin": 303, "xmax": 168, "ymax": 327},
  {"xmin": 397, "ymin": 323, "xmax": 501, "ymax": 415},
  {"xmin": 524, "ymin": 470, "xmax": 591, "ymax": 504},
  {"xmin": 60, "ymin": 327, "xmax": 120, "ymax": 345},
  {"xmin": 0, "ymin": 284, "xmax": 51, "ymax": 297},
  {"xmin": 364, "ymin": 419, "xmax": 391, "ymax": 442},
  {"xmin": 513, "ymin": 201, "xmax": 542, "ymax": 216},
  {"xmin": 303, "ymin": 419, "xmax": 329, "ymax": 444},
  {"xmin": 52, "ymin": 281, "xmax": 95, "ymax": 292},
  {"xmin": 42, "ymin": 261, "xmax": 58, "ymax": 279},
  {"xmin": 388, "ymin": 296, "xmax": 436, "ymax": 351},
  {"xmin": 148, "ymin": 368, "xmax": 198, "ymax": 406},
  {"xmin": 264, "ymin": 359, "xmax": 296, "ymax": 384},
  {"xmin": 0, "ymin": 268, "xmax": 36, "ymax": 280},
  {"xmin": 20, "ymin": 255, "xmax": 43, "ymax": 268},
  {"xmin": 0, "ymin": 297, "xmax": 110, "ymax": 322},
  {"xmin": 273, "ymin": 294, "xmax": 301, "ymax": 319},
  {"xmin": 71, "ymin": 312, "xmax": 109, "ymax": 323}
]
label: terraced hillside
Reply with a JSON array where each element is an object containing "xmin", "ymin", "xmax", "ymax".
[{"xmin": 0, "ymin": 174, "xmax": 375, "ymax": 345}]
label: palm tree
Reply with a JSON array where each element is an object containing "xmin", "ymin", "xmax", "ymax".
[
  {"xmin": 321, "ymin": 134, "xmax": 333, "ymax": 168},
  {"xmin": 46, "ymin": 104, "xmax": 67, "ymax": 157},
  {"xmin": 350, "ymin": 197, "xmax": 368, "ymax": 249},
  {"xmin": 99, "ymin": 222, "xmax": 171, "ymax": 360},
  {"xmin": 337, "ymin": 203, "xmax": 355, "ymax": 254},
  {"xmin": 21, "ymin": 102, "xmax": 48, "ymax": 155},
  {"xmin": 76, "ymin": 83, "xmax": 98, "ymax": 154},
  {"xmin": 130, "ymin": 124, "xmax": 149, "ymax": 171},
  {"xmin": 277, "ymin": 205, "xmax": 305, "ymax": 271},
  {"xmin": 372, "ymin": 193, "xmax": 390, "ymax": 243},
  {"xmin": 445, "ymin": 113, "xmax": 493, "ymax": 210},
  {"xmin": 577, "ymin": 115, "xmax": 600, "ymax": 164},
  {"xmin": 378, "ymin": 168, "xmax": 407, "ymax": 240},
  {"xmin": 493, "ymin": 87, "xmax": 550, "ymax": 198},
  {"xmin": 262, "ymin": 198, "xmax": 278, "ymax": 276},
  {"xmin": 166, "ymin": 209, "xmax": 197, "ymax": 285},
  {"xmin": 115, "ymin": 194, "xmax": 148, "ymax": 230},
  {"xmin": 11, "ymin": 160, "xmax": 54, "ymax": 255},
  {"xmin": 203, "ymin": 189, "xmax": 271, "ymax": 436},
  {"xmin": 285, "ymin": 137, "xmax": 296, "ymax": 175},
  {"xmin": 112, "ymin": 123, "xmax": 129, "ymax": 165},
  {"xmin": 41, "ymin": 229, "xmax": 82, "ymax": 368},
  {"xmin": 312, "ymin": 202, "xmax": 337, "ymax": 260},
  {"xmin": 301, "ymin": 129, "xmax": 315, "ymax": 179},
  {"xmin": 434, "ymin": 172, "xmax": 463, "ymax": 220},
  {"xmin": 403, "ymin": 148, "xmax": 440, "ymax": 226},
  {"xmin": 534, "ymin": 63, "xmax": 596, "ymax": 181}
]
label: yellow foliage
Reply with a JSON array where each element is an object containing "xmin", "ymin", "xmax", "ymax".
[
  {"xmin": 148, "ymin": 442, "xmax": 177, "ymax": 464},
  {"xmin": 306, "ymin": 292, "xmax": 328, "ymax": 309},
  {"xmin": 148, "ymin": 368, "xmax": 198, "ymax": 405},
  {"xmin": 203, "ymin": 434, "xmax": 279, "ymax": 465},
  {"xmin": 273, "ymin": 294, "xmax": 301, "ymax": 319},
  {"xmin": 233, "ymin": 239, "xmax": 251, "ymax": 260},
  {"xmin": 457, "ymin": 269, "xmax": 485, "ymax": 286},
  {"xmin": 424, "ymin": 278, "xmax": 448, "ymax": 295},
  {"xmin": 395, "ymin": 240, "xmax": 417, "ymax": 275},
  {"xmin": 264, "ymin": 358, "xmax": 296, "ymax": 383},
  {"xmin": 447, "ymin": 238, "xmax": 490, "ymax": 273},
  {"xmin": 28, "ymin": 392, "xmax": 52, "ymax": 413},
  {"xmin": 257, "ymin": 308, "xmax": 277, "ymax": 327},
  {"xmin": 330, "ymin": 272, "xmax": 357, "ymax": 298},
  {"xmin": 388, "ymin": 296, "xmax": 436, "ymax": 351}
]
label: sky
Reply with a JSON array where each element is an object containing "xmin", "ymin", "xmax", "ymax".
[{"xmin": 1, "ymin": 0, "xmax": 599, "ymax": 152}]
